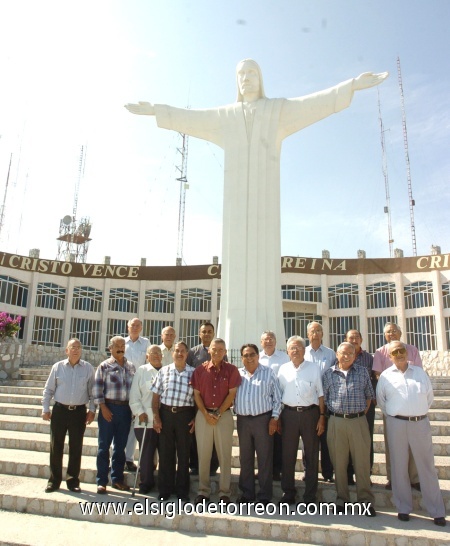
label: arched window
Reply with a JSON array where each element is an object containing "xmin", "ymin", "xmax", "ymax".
[
  {"xmin": 36, "ymin": 283, "xmax": 66, "ymax": 311},
  {"xmin": 32, "ymin": 316, "xmax": 63, "ymax": 346},
  {"xmin": 366, "ymin": 282, "xmax": 396, "ymax": 309},
  {"xmin": 404, "ymin": 281, "xmax": 434, "ymax": 309},
  {"xmin": 72, "ymin": 286, "xmax": 103, "ymax": 313},
  {"xmin": 0, "ymin": 275, "xmax": 29, "ymax": 307},
  {"xmin": 329, "ymin": 316, "xmax": 360, "ymax": 349},
  {"xmin": 283, "ymin": 312, "xmax": 322, "ymax": 341},
  {"xmin": 328, "ymin": 284, "xmax": 359, "ymax": 309},
  {"xmin": 70, "ymin": 318, "xmax": 100, "ymax": 350},
  {"xmin": 145, "ymin": 289, "xmax": 175, "ymax": 314},
  {"xmin": 108, "ymin": 288, "xmax": 138, "ymax": 314},
  {"xmin": 282, "ymin": 285, "xmax": 322, "ymax": 303},
  {"xmin": 180, "ymin": 288, "xmax": 211, "ymax": 313}
]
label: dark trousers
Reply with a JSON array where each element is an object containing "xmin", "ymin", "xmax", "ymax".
[
  {"xmin": 134, "ymin": 426, "xmax": 158, "ymax": 489},
  {"xmin": 49, "ymin": 403, "xmax": 86, "ymax": 487},
  {"xmin": 273, "ymin": 431, "xmax": 282, "ymax": 473},
  {"xmin": 158, "ymin": 406, "xmax": 195, "ymax": 498},
  {"xmin": 281, "ymin": 406, "xmax": 320, "ymax": 502},
  {"xmin": 237, "ymin": 412, "xmax": 273, "ymax": 501},
  {"xmin": 302, "ymin": 416, "xmax": 333, "ymax": 479},
  {"xmin": 347, "ymin": 401, "xmax": 375, "ymax": 478},
  {"xmin": 190, "ymin": 433, "xmax": 219, "ymax": 472},
  {"xmin": 96, "ymin": 403, "xmax": 131, "ymax": 486}
]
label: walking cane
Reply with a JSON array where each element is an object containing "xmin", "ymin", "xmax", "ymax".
[{"xmin": 132, "ymin": 421, "xmax": 147, "ymax": 497}]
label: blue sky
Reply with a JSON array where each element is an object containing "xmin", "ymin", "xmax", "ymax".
[{"xmin": 0, "ymin": 0, "xmax": 449, "ymax": 266}]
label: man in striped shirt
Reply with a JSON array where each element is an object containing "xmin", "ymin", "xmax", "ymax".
[{"xmin": 234, "ymin": 343, "xmax": 282, "ymax": 504}]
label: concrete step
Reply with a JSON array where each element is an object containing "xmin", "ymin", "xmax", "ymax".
[
  {"xmin": 0, "ymin": 449, "xmax": 448, "ymax": 512},
  {"xmin": 0, "ymin": 475, "xmax": 448, "ymax": 545},
  {"xmin": 0, "ymin": 385, "xmax": 46, "ymax": 395}
]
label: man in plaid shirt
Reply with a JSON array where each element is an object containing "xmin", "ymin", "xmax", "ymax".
[
  {"xmin": 323, "ymin": 342, "xmax": 376, "ymax": 516},
  {"xmin": 93, "ymin": 336, "xmax": 135, "ymax": 494},
  {"xmin": 152, "ymin": 341, "xmax": 195, "ymax": 502}
]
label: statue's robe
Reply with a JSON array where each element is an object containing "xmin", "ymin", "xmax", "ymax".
[{"xmin": 154, "ymin": 79, "xmax": 355, "ymax": 349}]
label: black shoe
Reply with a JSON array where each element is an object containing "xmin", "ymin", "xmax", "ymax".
[
  {"xmin": 434, "ymin": 517, "xmax": 446, "ymax": 527},
  {"xmin": 125, "ymin": 461, "xmax": 137, "ymax": 472},
  {"xmin": 322, "ymin": 476, "xmax": 334, "ymax": 483},
  {"xmin": 236, "ymin": 495, "xmax": 255, "ymax": 504},
  {"xmin": 365, "ymin": 505, "xmax": 376, "ymax": 517},
  {"xmin": 398, "ymin": 513, "xmax": 410, "ymax": 522},
  {"xmin": 411, "ymin": 482, "xmax": 421, "ymax": 492},
  {"xmin": 272, "ymin": 470, "xmax": 281, "ymax": 481},
  {"xmin": 139, "ymin": 486, "xmax": 153, "ymax": 495},
  {"xmin": 190, "ymin": 468, "xmax": 199, "ymax": 476},
  {"xmin": 194, "ymin": 494, "xmax": 209, "ymax": 504},
  {"xmin": 45, "ymin": 484, "xmax": 59, "ymax": 493},
  {"xmin": 279, "ymin": 494, "xmax": 296, "ymax": 505},
  {"xmin": 67, "ymin": 484, "xmax": 81, "ymax": 493},
  {"xmin": 219, "ymin": 495, "xmax": 232, "ymax": 505}
]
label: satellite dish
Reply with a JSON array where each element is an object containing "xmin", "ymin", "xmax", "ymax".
[{"xmin": 62, "ymin": 215, "xmax": 72, "ymax": 225}]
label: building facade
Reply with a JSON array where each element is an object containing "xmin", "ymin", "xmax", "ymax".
[{"xmin": 1, "ymin": 251, "xmax": 450, "ymax": 362}]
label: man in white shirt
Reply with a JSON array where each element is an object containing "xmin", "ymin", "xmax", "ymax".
[
  {"xmin": 124, "ymin": 317, "xmax": 150, "ymax": 471},
  {"xmin": 377, "ymin": 341, "xmax": 446, "ymax": 527},
  {"xmin": 373, "ymin": 322, "xmax": 421, "ymax": 490},
  {"xmin": 259, "ymin": 330, "xmax": 289, "ymax": 481},
  {"xmin": 278, "ymin": 336, "xmax": 325, "ymax": 505},
  {"xmin": 129, "ymin": 344, "xmax": 162, "ymax": 494},
  {"xmin": 304, "ymin": 321, "xmax": 336, "ymax": 482},
  {"xmin": 160, "ymin": 326, "xmax": 176, "ymax": 366}
]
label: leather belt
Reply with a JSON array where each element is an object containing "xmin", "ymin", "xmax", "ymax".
[
  {"xmin": 394, "ymin": 414, "xmax": 427, "ymax": 422},
  {"xmin": 206, "ymin": 408, "xmax": 230, "ymax": 415},
  {"xmin": 105, "ymin": 399, "xmax": 129, "ymax": 406},
  {"xmin": 161, "ymin": 404, "xmax": 194, "ymax": 414},
  {"xmin": 284, "ymin": 404, "xmax": 318, "ymax": 412},
  {"xmin": 329, "ymin": 410, "xmax": 365, "ymax": 419},
  {"xmin": 55, "ymin": 402, "xmax": 85, "ymax": 411}
]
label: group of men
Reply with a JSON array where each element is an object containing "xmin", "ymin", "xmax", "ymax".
[{"xmin": 42, "ymin": 319, "xmax": 446, "ymax": 526}]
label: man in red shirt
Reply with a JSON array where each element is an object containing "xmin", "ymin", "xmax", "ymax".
[{"xmin": 191, "ymin": 338, "xmax": 241, "ymax": 504}]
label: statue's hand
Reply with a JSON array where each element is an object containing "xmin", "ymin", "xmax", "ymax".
[
  {"xmin": 125, "ymin": 101, "xmax": 155, "ymax": 116},
  {"xmin": 353, "ymin": 72, "xmax": 389, "ymax": 91}
]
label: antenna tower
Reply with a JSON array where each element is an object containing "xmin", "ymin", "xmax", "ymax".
[
  {"xmin": 397, "ymin": 57, "xmax": 417, "ymax": 256},
  {"xmin": 377, "ymin": 89, "xmax": 394, "ymax": 257},
  {"xmin": 0, "ymin": 152, "xmax": 12, "ymax": 241},
  {"xmin": 176, "ymin": 133, "xmax": 189, "ymax": 264},
  {"xmin": 56, "ymin": 145, "xmax": 92, "ymax": 263}
]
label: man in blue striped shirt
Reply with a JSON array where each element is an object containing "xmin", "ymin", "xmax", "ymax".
[{"xmin": 234, "ymin": 343, "xmax": 282, "ymax": 504}]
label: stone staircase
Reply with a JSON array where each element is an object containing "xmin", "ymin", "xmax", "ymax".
[{"xmin": 0, "ymin": 368, "xmax": 449, "ymax": 545}]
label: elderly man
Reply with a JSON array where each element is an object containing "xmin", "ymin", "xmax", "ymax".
[
  {"xmin": 304, "ymin": 321, "xmax": 336, "ymax": 483},
  {"xmin": 373, "ymin": 322, "xmax": 422, "ymax": 490},
  {"xmin": 191, "ymin": 338, "xmax": 241, "ymax": 504},
  {"xmin": 234, "ymin": 343, "xmax": 282, "ymax": 504},
  {"xmin": 277, "ymin": 336, "xmax": 325, "ymax": 505},
  {"xmin": 125, "ymin": 317, "xmax": 150, "ymax": 472},
  {"xmin": 377, "ymin": 341, "xmax": 446, "ymax": 526},
  {"xmin": 323, "ymin": 342, "xmax": 376, "ymax": 516},
  {"xmin": 152, "ymin": 342, "xmax": 195, "ymax": 502},
  {"xmin": 345, "ymin": 329, "xmax": 376, "ymax": 483},
  {"xmin": 129, "ymin": 344, "xmax": 162, "ymax": 494},
  {"xmin": 186, "ymin": 321, "xmax": 220, "ymax": 476},
  {"xmin": 93, "ymin": 336, "xmax": 135, "ymax": 494},
  {"xmin": 42, "ymin": 339, "xmax": 95, "ymax": 493},
  {"xmin": 259, "ymin": 330, "xmax": 289, "ymax": 481},
  {"xmin": 160, "ymin": 326, "xmax": 176, "ymax": 366}
]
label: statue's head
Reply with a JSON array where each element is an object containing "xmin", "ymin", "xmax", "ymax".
[{"xmin": 236, "ymin": 59, "xmax": 266, "ymax": 102}]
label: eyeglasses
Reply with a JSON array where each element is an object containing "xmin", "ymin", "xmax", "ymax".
[
  {"xmin": 390, "ymin": 348, "xmax": 406, "ymax": 356},
  {"xmin": 242, "ymin": 353, "xmax": 257, "ymax": 358}
]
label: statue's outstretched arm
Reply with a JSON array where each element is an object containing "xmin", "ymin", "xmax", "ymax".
[
  {"xmin": 124, "ymin": 101, "xmax": 155, "ymax": 116},
  {"xmin": 353, "ymin": 72, "xmax": 389, "ymax": 91}
]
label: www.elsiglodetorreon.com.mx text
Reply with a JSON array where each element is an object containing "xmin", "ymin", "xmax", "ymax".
[{"xmin": 79, "ymin": 498, "xmax": 373, "ymax": 519}]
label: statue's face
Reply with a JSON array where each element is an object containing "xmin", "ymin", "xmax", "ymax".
[{"xmin": 237, "ymin": 61, "xmax": 261, "ymax": 97}]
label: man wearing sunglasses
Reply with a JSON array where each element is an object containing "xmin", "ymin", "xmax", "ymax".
[
  {"xmin": 373, "ymin": 322, "xmax": 422, "ymax": 491},
  {"xmin": 377, "ymin": 341, "xmax": 446, "ymax": 527}
]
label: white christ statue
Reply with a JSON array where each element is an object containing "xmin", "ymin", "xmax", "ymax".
[{"xmin": 125, "ymin": 59, "xmax": 388, "ymax": 350}]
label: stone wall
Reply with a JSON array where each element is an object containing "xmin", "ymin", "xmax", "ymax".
[
  {"xmin": 0, "ymin": 340, "xmax": 23, "ymax": 380},
  {"xmin": 19, "ymin": 343, "xmax": 108, "ymax": 368},
  {"xmin": 421, "ymin": 350, "xmax": 450, "ymax": 376}
]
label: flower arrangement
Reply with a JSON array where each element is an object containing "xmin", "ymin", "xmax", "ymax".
[{"xmin": 0, "ymin": 313, "xmax": 21, "ymax": 341}]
